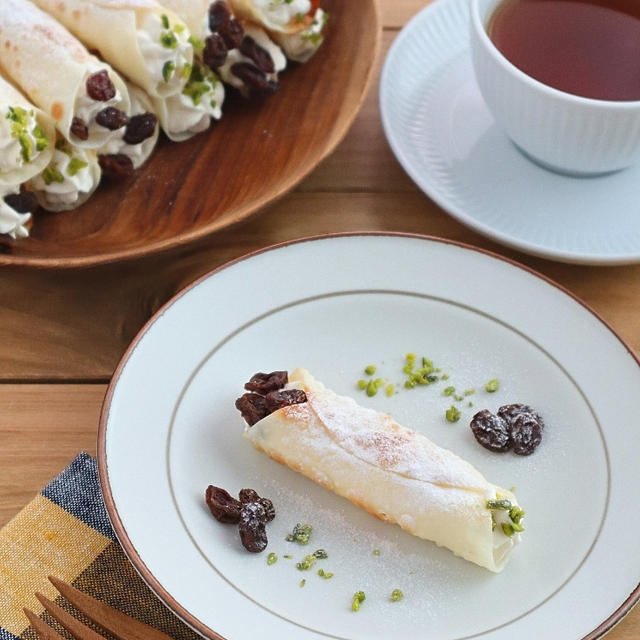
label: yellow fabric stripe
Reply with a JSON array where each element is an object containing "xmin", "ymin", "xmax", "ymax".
[{"xmin": 0, "ymin": 494, "xmax": 111, "ymax": 636}]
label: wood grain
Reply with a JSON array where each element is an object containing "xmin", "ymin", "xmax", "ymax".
[{"xmin": 0, "ymin": 0, "xmax": 379, "ymax": 267}]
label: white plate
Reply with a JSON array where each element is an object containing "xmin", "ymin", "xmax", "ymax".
[
  {"xmin": 379, "ymin": 0, "xmax": 640, "ymax": 265},
  {"xmin": 99, "ymin": 234, "xmax": 640, "ymax": 640}
]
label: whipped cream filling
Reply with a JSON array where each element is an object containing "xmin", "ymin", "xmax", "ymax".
[
  {"xmin": 219, "ymin": 26, "xmax": 286, "ymax": 91},
  {"xmin": 164, "ymin": 64, "xmax": 225, "ymax": 136},
  {"xmin": 488, "ymin": 496, "xmax": 522, "ymax": 568},
  {"xmin": 0, "ymin": 106, "xmax": 49, "ymax": 177},
  {"xmin": 99, "ymin": 87, "xmax": 158, "ymax": 168},
  {"xmin": 29, "ymin": 143, "xmax": 97, "ymax": 207},
  {"xmin": 0, "ymin": 185, "xmax": 30, "ymax": 239},
  {"xmin": 277, "ymin": 8, "xmax": 327, "ymax": 62},
  {"xmin": 250, "ymin": 0, "xmax": 311, "ymax": 29},
  {"xmin": 137, "ymin": 11, "xmax": 192, "ymax": 97}
]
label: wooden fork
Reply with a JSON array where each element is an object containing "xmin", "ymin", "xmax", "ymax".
[{"xmin": 24, "ymin": 575, "xmax": 172, "ymax": 640}]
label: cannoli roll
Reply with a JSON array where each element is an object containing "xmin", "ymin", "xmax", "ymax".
[
  {"xmin": 28, "ymin": 136, "xmax": 101, "ymax": 212},
  {"xmin": 228, "ymin": 0, "xmax": 315, "ymax": 35},
  {"xmin": 0, "ymin": 75, "xmax": 56, "ymax": 190},
  {"xmin": 98, "ymin": 83, "xmax": 159, "ymax": 173},
  {"xmin": 31, "ymin": 0, "xmax": 194, "ymax": 99},
  {"xmin": 272, "ymin": 7, "xmax": 328, "ymax": 63},
  {"xmin": 154, "ymin": 61, "xmax": 224, "ymax": 141},
  {"xmin": 0, "ymin": 0, "xmax": 130, "ymax": 150},
  {"xmin": 238, "ymin": 369, "xmax": 525, "ymax": 572}
]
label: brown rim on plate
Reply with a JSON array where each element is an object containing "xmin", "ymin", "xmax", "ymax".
[
  {"xmin": 97, "ymin": 231, "xmax": 640, "ymax": 639},
  {"xmin": 1, "ymin": 0, "xmax": 381, "ymax": 269}
]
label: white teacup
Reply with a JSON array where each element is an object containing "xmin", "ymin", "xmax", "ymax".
[{"xmin": 470, "ymin": 0, "xmax": 640, "ymax": 176}]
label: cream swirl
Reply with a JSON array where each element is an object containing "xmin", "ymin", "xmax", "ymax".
[
  {"xmin": 137, "ymin": 11, "xmax": 193, "ymax": 98},
  {"xmin": 29, "ymin": 144, "xmax": 98, "ymax": 209},
  {"xmin": 276, "ymin": 8, "xmax": 328, "ymax": 62}
]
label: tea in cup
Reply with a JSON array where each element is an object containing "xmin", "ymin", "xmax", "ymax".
[{"xmin": 470, "ymin": 0, "xmax": 640, "ymax": 175}]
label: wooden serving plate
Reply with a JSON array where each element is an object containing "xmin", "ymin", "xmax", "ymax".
[{"xmin": 1, "ymin": 0, "xmax": 380, "ymax": 268}]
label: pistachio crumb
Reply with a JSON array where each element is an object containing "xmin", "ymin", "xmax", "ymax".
[
  {"xmin": 283, "ymin": 554, "xmax": 293, "ymax": 559},
  {"xmin": 390, "ymin": 589, "xmax": 404, "ymax": 602},
  {"xmin": 485, "ymin": 378, "xmax": 499, "ymax": 392},
  {"xmin": 445, "ymin": 406, "xmax": 460, "ymax": 423},
  {"xmin": 364, "ymin": 364, "xmax": 376, "ymax": 376},
  {"xmin": 300, "ymin": 579, "xmax": 306, "ymax": 587},
  {"xmin": 296, "ymin": 554, "xmax": 317, "ymax": 571},
  {"xmin": 372, "ymin": 549, "xmax": 381, "ymax": 556},
  {"xmin": 286, "ymin": 523, "xmax": 312, "ymax": 545},
  {"xmin": 486, "ymin": 498, "xmax": 512, "ymax": 510},
  {"xmin": 357, "ymin": 379, "xmax": 367, "ymax": 390},
  {"xmin": 365, "ymin": 379, "xmax": 378, "ymax": 397},
  {"xmin": 443, "ymin": 386, "xmax": 455, "ymax": 396},
  {"xmin": 351, "ymin": 591, "xmax": 366, "ymax": 612},
  {"xmin": 385, "ymin": 383, "xmax": 394, "ymax": 397},
  {"xmin": 267, "ymin": 552, "xmax": 277, "ymax": 565}
]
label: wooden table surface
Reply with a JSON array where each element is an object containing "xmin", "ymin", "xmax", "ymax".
[{"xmin": 2, "ymin": 1, "xmax": 639, "ymax": 637}]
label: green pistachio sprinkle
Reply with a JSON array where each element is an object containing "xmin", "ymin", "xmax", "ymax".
[
  {"xmin": 300, "ymin": 579, "xmax": 306, "ymax": 587},
  {"xmin": 445, "ymin": 406, "xmax": 460, "ymax": 423},
  {"xmin": 357, "ymin": 379, "xmax": 367, "ymax": 390},
  {"xmin": 509, "ymin": 506, "xmax": 525, "ymax": 525},
  {"xmin": 385, "ymin": 383, "xmax": 394, "ymax": 397},
  {"xmin": 443, "ymin": 386, "xmax": 455, "ymax": 396},
  {"xmin": 296, "ymin": 554, "xmax": 317, "ymax": 571},
  {"xmin": 501, "ymin": 522, "xmax": 516, "ymax": 537},
  {"xmin": 283, "ymin": 554, "xmax": 293, "ymax": 559},
  {"xmin": 365, "ymin": 379, "xmax": 378, "ymax": 397},
  {"xmin": 17, "ymin": 134, "xmax": 32, "ymax": 163},
  {"xmin": 486, "ymin": 498, "xmax": 512, "ymax": 510},
  {"xmin": 183, "ymin": 80, "xmax": 210, "ymax": 105},
  {"xmin": 491, "ymin": 513, "xmax": 497, "ymax": 531},
  {"xmin": 374, "ymin": 378, "xmax": 384, "ymax": 388},
  {"xmin": 313, "ymin": 549, "xmax": 328, "ymax": 559},
  {"xmin": 33, "ymin": 125, "xmax": 49, "ymax": 152},
  {"xmin": 181, "ymin": 63, "xmax": 193, "ymax": 79},
  {"xmin": 364, "ymin": 365, "xmax": 376, "ymax": 376},
  {"xmin": 485, "ymin": 379, "xmax": 499, "ymax": 392},
  {"xmin": 174, "ymin": 23, "xmax": 185, "ymax": 33},
  {"xmin": 188, "ymin": 35, "xmax": 205, "ymax": 51},
  {"xmin": 67, "ymin": 157, "xmax": 88, "ymax": 177},
  {"xmin": 317, "ymin": 569, "xmax": 334, "ymax": 579},
  {"xmin": 468, "ymin": 401, "xmax": 474, "ymax": 407},
  {"xmin": 454, "ymin": 394, "xmax": 464, "ymax": 401},
  {"xmin": 286, "ymin": 523, "xmax": 312, "ymax": 545},
  {"xmin": 372, "ymin": 549, "xmax": 381, "ymax": 556},
  {"xmin": 162, "ymin": 61, "xmax": 176, "ymax": 83},
  {"xmin": 390, "ymin": 589, "xmax": 404, "ymax": 602},
  {"xmin": 160, "ymin": 30, "xmax": 178, "ymax": 49},
  {"xmin": 351, "ymin": 591, "xmax": 366, "ymax": 611},
  {"xmin": 161, "ymin": 13, "xmax": 170, "ymax": 28},
  {"xmin": 267, "ymin": 552, "xmax": 278, "ymax": 565},
  {"xmin": 42, "ymin": 165, "xmax": 64, "ymax": 185},
  {"xmin": 464, "ymin": 388, "xmax": 475, "ymax": 396},
  {"xmin": 441, "ymin": 373, "xmax": 450, "ymax": 380}
]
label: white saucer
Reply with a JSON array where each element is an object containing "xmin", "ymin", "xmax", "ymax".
[{"xmin": 380, "ymin": 0, "xmax": 640, "ymax": 265}]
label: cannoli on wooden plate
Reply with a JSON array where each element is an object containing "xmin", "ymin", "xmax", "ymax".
[
  {"xmin": 228, "ymin": 0, "xmax": 328, "ymax": 62},
  {"xmin": 0, "ymin": 0, "xmax": 131, "ymax": 150},
  {"xmin": 236, "ymin": 368, "xmax": 525, "ymax": 573}
]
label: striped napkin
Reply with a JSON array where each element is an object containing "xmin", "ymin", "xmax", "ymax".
[{"xmin": 0, "ymin": 452, "xmax": 201, "ymax": 640}]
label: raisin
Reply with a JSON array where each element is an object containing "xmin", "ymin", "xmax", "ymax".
[
  {"xmin": 4, "ymin": 190, "xmax": 38, "ymax": 213},
  {"xmin": 240, "ymin": 35, "xmax": 275, "ymax": 73},
  {"xmin": 470, "ymin": 409, "xmax": 511, "ymax": 452},
  {"xmin": 203, "ymin": 33, "xmax": 228, "ymax": 70},
  {"xmin": 209, "ymin": 0, "xmax": 232, "ymax": 32},
  {"xmin": 86, "ymin": 70, "xmax": 116, "ymax": 101},
  {"xmin": 235, "ymin": 392, "xmax": 268, "ymax": 426},
  {"xmin": 218, "ymin": 18, "xmax": 244, "ymax": 50},
  {"xmin": 239, "ymin": 489, "xmax": 275, "ymax": 522},
  {"xmin": 205, "ymin": 485, "xmax": 241, "ymax": 523},
  {"xmin": 498, "ymin": 404, "xmax": 544, "ymax": 430},
  {"xmin": 264, "ymin": 389, "xmax": 307, "ymax": 413},
  {"xmin": 71, "ymin": 117, "xmax": 89, "ymax": 141},
  {"xmin": 238, "ymin": 502, "xmax": 268, "ymax": 552},
  {"xmin": 95, "ymin": 107, "xmax": 129, "ymax": 130},
  {"xmin": 123, "ymin": 112, "xmax": 158, "ymax": 144},
  {"xmin": 511, "ymin": 413, "xmax": 543, "ymax": 455},
  {"xmin": 244, "ymin": 371, "xmax": 287, "ymax": 394},
  {"xmin": 98, "ymin": 153, "xmax": 134, "ymax": 179},
  {"xmin": 230, "ymin": 62, "xmax": 278, "ymax": 96}
]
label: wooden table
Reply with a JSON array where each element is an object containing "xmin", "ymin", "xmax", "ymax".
[{"xmin": 1, "ymin": 1, "xmax": 639, "ymax": 637}]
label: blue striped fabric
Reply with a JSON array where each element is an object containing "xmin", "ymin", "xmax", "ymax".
[{"xmin": 41, "ymin": 452, "xmax": 116, "ymax": 541}]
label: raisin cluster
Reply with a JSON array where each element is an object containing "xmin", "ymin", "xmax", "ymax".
[
  {"xmin": 205, "ymin": 485, "xmax": 275, "ymax": 552},
  {"xmin": 470, "ymin": 403, "xmax": 544, "ymax": 455},
  {"xmin": 235, "ymin": 370, "xmax": 308, "ymax": 426}
]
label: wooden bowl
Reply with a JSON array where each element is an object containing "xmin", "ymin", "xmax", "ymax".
[{"xmin": 1, "ymin": 0, "xmax": 380, "ymax": 268}]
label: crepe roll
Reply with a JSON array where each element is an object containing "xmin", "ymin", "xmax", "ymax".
[
  {"xmin": 28, "ymin": 136, "xmax": 101, "ymax": 211},
  {"xmin": 272, "ymin": 7, "xmax": 328, "ymax": 63},
  {"xmin": 238, "ymin": 368, "xmax": 525, "ymax": 572},
  {"xmin": 0, "ymin": 0, "xmax": 130, "ymax": 150},
  {"xmin": 31, "ymin": 0, "xmax": 194, "ymax": 99},
  {"xmin": 228, "ymin": 0, "xmax": 316, "ymax": 35},
  {"xmin": 99, "ymin": 83, "xmax": 159, "ymax": 172}
]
